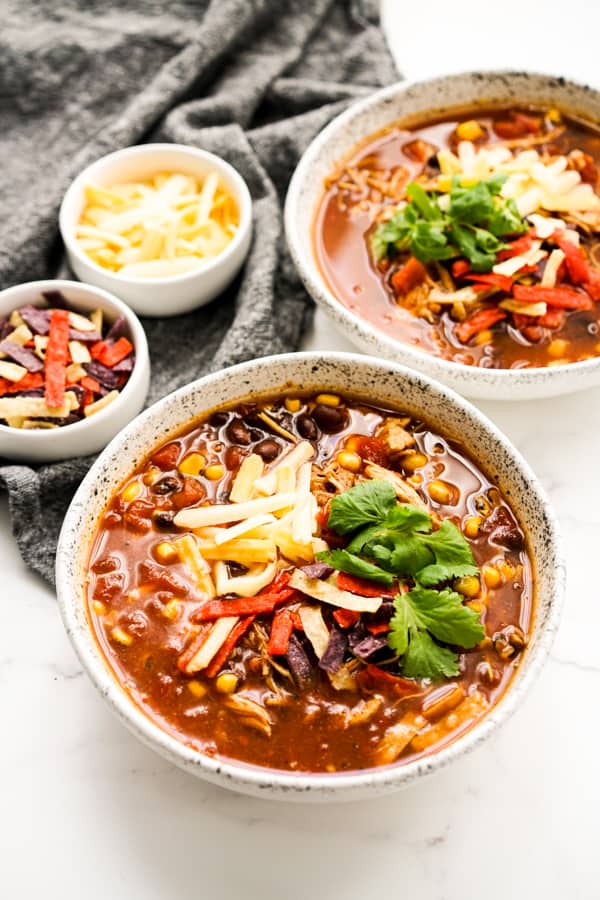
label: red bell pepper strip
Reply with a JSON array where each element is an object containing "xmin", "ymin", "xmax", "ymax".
[
  {"xmin": 333, "ymin": 608, "xmax": 361, "ymax": 629},
  {"xmin": 391, "ymin": 257, "xmax": 427, "ymax": 296},
  {"xmin": 356, "ymin": 664, "xmax": 419, "ymax": 697},
  {"xmin": 495, "ymin": 232, "xmax": 534, "ymax": 260},
  {"xmin": 336, "ymin": 572, "xmax": 388, "ymax": 597},
  {"xmin": 267, "ymin": 609, "xmax": 294, "ymax": 656},
  {"xmin": 465, "ymin": 273, "xmax": 513, "ymax": 292},
  {"xmin": 512, "ymin": 284, "xmax": 593, "ymax": 310},
  {"xmin": 44, "ymin": 309, "xmax": 70, "ymax": 407},
  {"xmin": 451, "ymin": 259, "xmax": 470, "ymax": 279},
  {"xmin": 95, "ymin": 337, "xmax": 134, "ymax": 368},
  {"xmin": 554, "ymin": 235, "xmax": 589, "ymax": 284},
  {"xmin": 204, "ymin": 615, "xmax": 256, "ymax": 678},
  {"xmin": 455, "ymin": 307, "xmax": 506, "ymax": 343}
]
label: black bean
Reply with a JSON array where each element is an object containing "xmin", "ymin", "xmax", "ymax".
[
  {"xmin": 153, "ymin": 510, "xmax": 175, "ymax": 530},
  {"xmin": 224, "ymin": 446, "xmax": 244, "ymax": 470},
  {"xmin": 209, "ymin": 411, "xmax": 229, "ymax": 427},
  {"xmin": 255, "ymin": 438, "xmax": 281, "ymax": 462},
  {"xmin": 296, "ymin": 413, "xmax": 318, "ymax": 440},
  {"xmin": 226, "ymin": 416, "xmax": 252, "ymax": 445},
  {"xmin": 152, "ymin": 476, "xmax": 181, "ymax": 495},
  {"xmin": 312, "ymin": 404, "xmax": 349, "ymax": 434},
  {"xmin": 249, "ymin": 429, "xmax": 264, "ymax": 442}
]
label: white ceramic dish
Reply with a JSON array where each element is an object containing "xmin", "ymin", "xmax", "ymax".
[
  {"xmin": 59, "ymin": 144, "xmax": 253, "ymax": 317},
  {"xmin": 0, "ymin": 280, "xmax": 150, "ymax": 463},
  {"xmin": 285, "ymin": 70, "xmax": 600, "ymax": 400},
  {"xmin": 56, "ymin": 352, "xmax": 564, "ymax": 801}
]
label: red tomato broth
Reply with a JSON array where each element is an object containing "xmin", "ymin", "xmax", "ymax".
[
  {"xmin": 87, "ymin": 394, "xmax": 534, "ymax": 773},
  {"xmin": 314, "ymin": 106, "xmax": 600, "ymax": 369}
]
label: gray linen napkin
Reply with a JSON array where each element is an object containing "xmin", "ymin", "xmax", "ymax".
[{"xmin": 0, "ymin": 0, "xmax": 397, "ymax": 584}]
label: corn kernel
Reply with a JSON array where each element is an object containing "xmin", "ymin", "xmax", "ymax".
[
  {"xmin": 161, "ymin": 599, "xmax": 181, "ymax": 621},
  {"xmin": 178, "ymin": 452, "xmax": 205, "ymax": 476},
  {"xmin": 548, "ymin": 359, "xmax": 567, "ymax": 367},
  {"xmin": 474, "ymin": 329, "xmax": 493, "ymax": 346},
  {"xmin": 92, "ymin": 600, "xmax": 107, "ymax": 616},
  {"xmin": 345, "ymin": 435, "xmax": 362, "ymax": 453},
  {"xmin": 408, "ymin": 473, "xmax": 423, "ymax": 485},
  {"xmin": 467, "ymin": 601, "xmax": 482, "ymax": 613},
  {"xmin": 121, "ymin": 481, "xmax": 141, "ymax": 503},
  {"xmin": 284, "ymin": 397, "xmax": 301, "ymax": 413},
  {"xmin": 454, "ymin": 575, "xmax": 481, "ymax": 598},
  {"xmin": 142, "ymin": 466, "xmax": 162, "ymax": 486},
  {"xmin": 497, "ymin": 559, "xmax": 515, "ymax": 581},
  {"xmin": 456, "ymin": 119, "xmax": 484, "ymax": 141},
  {"xmin": 315, "ymin": 393, "xmax": 341, "ymax": 407},
  {"xmin": 464, "ymin": 515, "xmax": 482, "ymax": 538},
  {"xmin": 188, "ymin": 680, "xmax": 207, "ymax": 699},
  {"xmin": 482, "ymin": 564, "xmax": 502, "ymax": 589},
  {"xmin": 547, "ymin": 338, "xmax": 569, "ymax": 358},
  {"xmin": 154, "ymin": 541, "xmax": 178, "ymax": 564},
  {"xmin": 336, "ymin": 450, "xmax": 362, "ymax": 473},
  {"xmin": 474, "ymin": 495, "xmax": 492, "ymax": 516},
  {"xmin": 111, "ymin": 626, "xmax": 133, "ymax": 646},
  {"xmin": 325, "ymin": 763, "xmax": 336, "ymax": 773},
  {"xmin": 427, "ymin": 479, "xmax": 454, "ymax": 505},
  {"xmin": 215, "ymin": 672, "xmax": 238, "ymax": 693},
  {"xmin": 547, "ymin": 108, "xmax": 562, "ymax": 123},
  {"xmin": 205, "ymin": 464, "xmax": 224, "ymax": 480},
  {"xmin": 402, "ymin": 452, "xmax": 428, "ymax": 473}
]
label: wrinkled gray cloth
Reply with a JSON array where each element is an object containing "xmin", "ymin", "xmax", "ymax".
[{"xmin": 0, "ymin": 0, "xmax": 397, "ymax": 584}]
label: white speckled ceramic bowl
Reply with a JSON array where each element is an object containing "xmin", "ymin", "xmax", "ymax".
[
  {"xmin": 285, "ymin": 71, "xmax": 600, "ymax": 400},
  {"xmin": 59, "ymin": 144, "xmax": 252, "ymax": 317},
  {"xmin": 55, "ymin": 353, "xmax": 564, "ymax": 801},
  {"xmin": 0, "ymin": 280, "xmax": 150, "ymax": 463}
]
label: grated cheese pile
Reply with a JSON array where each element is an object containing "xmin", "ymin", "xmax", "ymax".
[{"xmin": 76, "ymin": 171, "xmax": 239, "ymax": 278}]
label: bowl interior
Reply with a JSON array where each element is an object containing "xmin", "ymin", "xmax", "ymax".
[{"xmin": 56, "ymin": 352, "xmax": 564, "ymax": 798}]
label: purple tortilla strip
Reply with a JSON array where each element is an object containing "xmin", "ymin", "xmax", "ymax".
[
  {"xmin": 69, "ymin": 329, "xmax": 102, "ymax": 343},
  {"xmin": 14, "ymin": 389, "xmax": 45, "ymax": 398},
  {"xmin": 83, "ymin": 360, "xmax": 121, "ymax": 389},
  {"xmin": 319, "ymin": 626, "xmax": 348, "ymax": 673},
  {"xmin": 0, "ymin": 339, "xmax": 44, "ymax": 372},
  {"xmin": 300, "ymin": 562, "xmax": 334, "ymax": 580},
  {"xmin": 285, "ymin": 634, "xmax": 313, "ymax": 689},
  {"xmin": 112, "ymin": 354, "xmax": 134, "ymax": 373},
  {"xmin": 19, "ymin": 305, "xmax": 50, "ymax": 335},
  {"xmin": 104, "ymin": 315, "xmax": 126, "ymax": 341},
  {"xmin": 348, "ymin": 631, "xmax": 389, "ymax": 661},
  {"xmin": 0, "ymin": 318, "xmax": 11, "ymax": 341}
]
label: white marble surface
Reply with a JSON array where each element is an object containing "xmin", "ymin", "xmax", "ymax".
[{"xmin": 3, "ymin": 6, "xmax": 600, "ymax": 898}]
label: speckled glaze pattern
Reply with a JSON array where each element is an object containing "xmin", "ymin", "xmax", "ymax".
[
  {"xmin": 55, "ymin": 353, "xmax": 565, "ymax": 801},
  {"xmin": 285, "ymin": 71, "xmax": 600, "ymax": 400}
]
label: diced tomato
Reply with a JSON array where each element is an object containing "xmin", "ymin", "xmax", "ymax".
[
  {"xmin": 493, "ymin": 113, "xmax": 541, "ymax": 139},
  {"xmin": 354, "ymin": 435, "xmax": 389, "ymax": 467},
  {"xmin": 391, "ymin": 256, "xmax": 427, "ymax": 296},
  {"xmin": 172, "ymin": 477, "xmax": 206, "ymax": 509},
  {"xmin": 455, "ymin": 307, "xmax": 507, "ymax": 343},
  {"xmin": 356, "ymin": 664, "xmax": 418, "ymax": 697},
  {"xmin": 513, "ymin": 284, "xmax": 593, "ymax": 310},
  {"xmin": 151, "ymin": 442, "xmax": 181, "ymax": 470},
  {"xmin": 336, "ymin": 572, "xmax": 388, "ymax": 597},
  {"xmin": 466, "ymin": 273, "xmax": 513, "ymax": 292}
]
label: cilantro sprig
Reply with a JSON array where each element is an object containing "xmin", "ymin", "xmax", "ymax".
[
  {"xmin": 371, "ymin": 176, "xmax": 527, "ymax": 272},
  {"xmin": 318, "ymin": 479, "xmax": 484, "ymax": 680}
]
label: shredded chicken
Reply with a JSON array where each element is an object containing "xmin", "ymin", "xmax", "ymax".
[
  {"xmin": 225, "ymin": 693, "xmax": 272, "ymax": 738},
  {"xmin": 376, "ymin": 418, "xmax": 416, "ymax": 454},
  {"xmin": 374, "ymin": 712, "xmax": 426, "ymax": 765},
  {"xmin": 311, "ymin": 459, "xmax": 356, "ymax": 510},
  {"xmin": 362, "ymin": 462, "xmax": 430, "ymax": 513}
]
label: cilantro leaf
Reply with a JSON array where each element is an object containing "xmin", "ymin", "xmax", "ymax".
[
  {"xmin": 417, "ymin": 520, "xmax": 479, "ymax": 586},
  {"xmin": 317, "ymin": 548, "xmax": 393, "ymax": 586},
  {"xmin": 326, "ymin": 479, "xmax": 397, "ymax": 535},
  {"xmin": 403, "ymin": 586, "xmax": 485, "ymax": 648},
  {"xmin": 388, "ymin": 595, "xmax": 410, "ymax": 656},
  {"xmin": 402, "ymin": 630, "xmax": 460, "ymax": 679}
]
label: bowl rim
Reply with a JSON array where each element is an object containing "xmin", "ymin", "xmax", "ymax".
[
  {"xmin": 59, "ymin": 142, "xmax": 253, "ymax": 287},
  {"xmin": 284, "ymin": 69, "xmax": 600, "ymax": 390},
  {"xmin": 0, "ymin": 278, "xmax": 149, "ymax": 443},
  {"xmin": 55, "ymin": 350, "xmax": 565, "ymax": 797}
]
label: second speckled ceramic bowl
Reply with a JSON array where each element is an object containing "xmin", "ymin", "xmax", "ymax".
[
  {"xmin": 285, "ymin": 70, "xmax": 600, "ymax": 400},
  {"xmin": 55, "ymin": 352, "xmax": 564, "ymax": 801}
]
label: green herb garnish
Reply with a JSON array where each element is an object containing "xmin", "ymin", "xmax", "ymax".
[
  {"xmin": 371, "ymin": 175, "xmax": 527, "ymax": 272},
  {"xmin": 318, "ymin": 479, "xmax": 484, "ymax": 680}
]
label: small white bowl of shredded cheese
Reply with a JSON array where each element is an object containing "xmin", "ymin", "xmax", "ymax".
[{"xmin": 60, "ymin": 144, "xmax": 253, "ymax": 317}]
